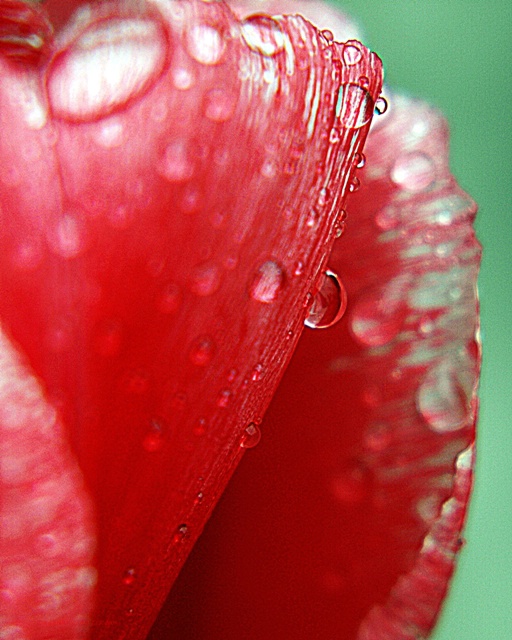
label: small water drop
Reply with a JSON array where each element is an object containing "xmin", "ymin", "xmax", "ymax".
[
  {"xmin": 293, "ymin": 260, "xmax": 304, "ymax": 277},
  {"xmin": 321, "ymin": 29, "xmax": 334, "ymax": 43},
  {"xmin": 216, "ymin": 389, "xmax": 232, "ymax": 408},
  {"xmin": 251, "ymin": 363, "xmax": 264, "ymax": 381},
  {"xmin": 316, "ymin": 187, "xmax": 331, "ymax": 208},
  {"xmin": 349, "ymin": 176, "xmax": 360, "ymax": 193},
  {"xmin": 329, "ymin": 127, "xmax": 340, "ymax": 144},
  {"xmin": 193, "ymin": 417, "xmax": 207, "ymax": 437},
  {"xmin": 375, "ymin": 205, "xmax": 400, "ymax": 231},
  {"xmin": 351, "ymin": 289, "xmax": 405, "ymax": 347},
  {"xmin": 203, "ymin": 87, "xmax": 236, "ymax": 122},
  {"xmin": 391, "ymin": 151, "xmax": 436, "ymax": 192},
  {"xmin": 240, "ymin": 422, "xmax": 261, "ymax": 449},
  {"xmin": 186, "ymin": 24, "xmax": 225, "ymax": 65},
  {"xmin": 190, "ymin": 263, "xmax": 221, "ymax": 296},
  {"xmin": 241, "ymin": 15, "xmax": 285, "ymax": 57},
  {"xmin": 342, "ymin": 43, "xmax": 362, "ymax": 66},
  {"xmin": 337, "ymin": 83, "xmax": 374, "ymax": 129},
  {"xmin": 159, "ymin": 140, "xmax": 194, "ymax": 182},
  {"xmin": 304, "ymin": 270, "xmax": 348, "ymax": 330},
  {"xmin": 47, "ymin": 214, "xmax": 86, "ymax": 259},
  {"xmin": 334, "ymin": 209, "xmax": 347, "ymax": 238},
  {"xmin": 194, "ymin": 492, "xmax": 204, "ymax": 506},
  {"xmin": 123, "ymin": 567, "xmax": 136, "ymax": 586},
  {"xmin": 306, "ymin": 209, "xmax": 319, "ymax": 229},
  {"xmin": 172, "ymin": 66, "xmax": 195, "ymax": 90},
  {"xmin": 188, "ymin": 335, "xmax": 215, "ymax": 366},
  {"xmin": 172, "ymin": 524, "xmax": 189, "ymax": 544},
  {"xmin": 354, "ymin": 152, "xmax": 366, "ymax": 169},
  {"xmin": 249, "ymin": 260, "xmax": 285, "ymax": 303},
  {"xmin": 374, "ymin": 96, "xmax": 388, "ymax": 115}
]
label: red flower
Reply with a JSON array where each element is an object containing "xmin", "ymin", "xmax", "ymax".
[{"xmin": 0, "ymin": 1, "xmax": 479, "ymax": 639}]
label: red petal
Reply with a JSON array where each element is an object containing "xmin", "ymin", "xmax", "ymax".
[
  {"xmin": 154, "ymin": 94, "xmax": 480, "ymax": 638},
  {"xmin": 0, "ymin": 1, "xmax": 382, "ymax": 636}
]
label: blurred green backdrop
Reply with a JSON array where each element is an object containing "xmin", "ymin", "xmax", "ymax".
[{"xmin": 329, "ymin": 0, "xmax": 512, "ymax": 638}]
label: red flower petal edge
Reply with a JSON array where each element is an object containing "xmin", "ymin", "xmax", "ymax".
[
  {"xmin": 0, "ymin": 1, "xmax": 383, "ymax": 637},
  {"xmin": 152, "ymin": 94, "xmax": 481, "ymax": 639}
]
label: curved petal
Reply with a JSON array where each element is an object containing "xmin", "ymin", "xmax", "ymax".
[
  {"xmin": 0, "ymin": 0, "xmax": 382, "ymax": 637},
  {"xmin": 153, "ymin": 94, "xmax": 480, "ymax": 639}
]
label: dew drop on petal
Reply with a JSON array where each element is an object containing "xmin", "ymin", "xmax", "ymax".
[
  {"xmin": 123, "ymin": 568, "xmax": 136, "ymax": 585},
  {"xmin": 251, "ymin": 363, "xmax": 264, "ymax": 381},
  {"xmin": 240, "ymin": 422, "xmax": 261, "ymax": 449},
  {"xmin": 172, "ymin": 524, "xmax": 189, "ymax": 544},
  {"xmin": 374, "ymin": 96, "xmax": 388, "ymax": 115},
  {"xmin": 47, "ymin": 214, "xmax": 85, "ymax": 259},
  {"xmin": 190, "ymin": 263, "xmax": 221, "ymax": 296},
  {"xmin": 241, "ymin": 15, "xmax": 285, "ymax": 57},
  {"xmin": 342, "ymin": 43, "xmax": 362, "ymax": 66},
  {"xmin": 416, "ymin": 358, "xmax": 473, "ymax": 432},
  {"xmin": 188, "ymin": 335, "xmax": 215, "ymax": 366},
  {"xmin": 203, "ymin": 88, "xmax": 236, "ymax": 122},
  {"xmin": 337, "ymin": 83, "xmax": 374, "ymax": 129},
  {"xmin": 349, "ymin": 176, "xmax": 360, "ymax": 193},
  {"xmin": 216, "ymin": 389, "xmax": 232, "ymax": 408},
  {"xmin": 249, "ymin": 260, "xmax": 285, "ymax": 303},
  {"xmin": 391, "ymin": 151, "xmax": 436, "ymax": 192},
  {"xmin": 159, "ymin": 140, "xmax": 194, "ymax": 182},
  {"xmin": 304, "ymin": 270, "xmax": 348, "ymax": 330},
  {"xmin": 351, "ymin": 290, "xmax": 405, "ymax": 347},
  {"xmin": 186, "ymin": 25, "xmax": 225, "ymax": 65},
  {"xmin": 354, "ymin": 152, "xmax": 366, "ymax": 168}
]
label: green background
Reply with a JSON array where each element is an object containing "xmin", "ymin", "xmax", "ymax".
[{"xmin": 330, "ymin": 0, "xmax": 512, "ymax": 638}]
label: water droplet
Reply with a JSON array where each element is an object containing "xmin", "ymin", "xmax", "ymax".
[
  {"xmin": 188, "ymin": 336, "xmax": 215, "ymax": 366},
  {"xmin": 337, "ymin": 83, "xmax": 374, "ymax": 129},
  {"xmin": 417, "ymin": 359, "xmax": 473, "ymax": 432},
  {"xmin": 329, "ymin": 127, "xmax": 340, "ymax": 144},
  {"xmin": 186, "ymin": 24, "xmax": 225, "ymax": 65},
  {"xmin": 322, "ymin": 29, "xmax": 334, "ymax": 43},
  {"xmin": 194, "ymin": 492, "xmax": 204, "ymax": 506},
  {"xmin": 159, "ymin": 140, "xmax": 194, "ymax": 182},
  {"xmin": 374, "ymin": 96, "xmax": 388, "ymax": 115},
  {"xmin": 342, "ymin": 43, "xmax": 362, "ymax": 66},
  {"xmin": 391, "ymin": 151, "xmax": 436, "ymax": 192},
  {"xmin": 47, "ymin": 214, "xmax": 86, "ymax": 259},
  {"xmin": 293, "ymin": 260, "xmax": 304, "ymax": 277},
  {"xmin": 335, "ymin": 209, "xmax": 347, "ymax": 238},
  {"xmin": 375, "ymin": 205, "xmax": 400, "ymax": 231},
  {"xmin": 260, "ymin": 158, "xmax": 277, "ymax": 178},
  {"xmin": 349, "ymin": 176, "xmax": 360, "ymax": 193},
  {"xmin": 157, "ymin": 282, "xmax": 182, "ymax": 314},
  {"xmin": 354, "ymin": 152, "xmax": 366, "ymax": 169},
  {"xmin": 172, "ymin": 524, "xmax": 189, "ymax": 544},
  {"xmin": 351, "ymin": 287, "xmax": 406, "ymax": 347},
  {"xmin": 240, "ymin": 422, "xmax": 261, "ymax": 449},
  {"xmin": 216, "ymin": 388, "xmax": 232, "ymax": 408},
  {"xmin": 251, "ymin": 363, "xmax": 264, "ymax": 381},
  {"xmin": 306, "ymin": 209, "xmax": 319, "ymax": 229},
  {"xmin": 227, "ymin": 368, "xmax": 238, "ymax": 383},
  {"xmin": 190, "ymin": 263, "xmax": 221, "ymax": 296},
  {"xmin": 316, "ymin": 187, "xmax": 331, "ymax": 207},
  {"xmin": 172, "ymin": 66, "xmax": 195, "ymax": 90},
  {"xmin": 304, "ymin": 270, "xmax": 348, "ymax": 330},
  {"xmin": 203, "ymin": 87, "xmax": 236, "ymax": 122},
  {"xmin": 241, "ymin": 15, "xmax": 285, "ymax": 57},
  {"xmin": 123, "ymin": 567, "xmax": 136, "ymax": 585},
  {"xmin": 249, "ymin": 260, "xmax": 285, "ymax": 303},
  {"xmin": 93, "ymin": 117, "xmax": 125, "ymax": 148},
  {"xmin": 193, "ymin": 417, "xmax": 207, "ymax": 437},
  {"xmin": 143, "ymin": 418, "xmax": 165, "ymax": 452}
]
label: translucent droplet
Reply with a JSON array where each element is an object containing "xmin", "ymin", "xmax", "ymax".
[
  {"xmin": 249, "ymin": 260, "xmax": 285, "ymax": 303},
  {"xmin": 354, "ymin": 152, "xmax": 366, "ymax": 169},
  {"xmin": 157, "ymin": 282, "xmax": 182, "ymax": 314},
  {"xmin": 342, "ymin": 43, "xmax": 362, "ymax": 66},
  {"xmin": 240, "ymin": 422, "xmax": 261, "ymax": 449},
  {"xmin": 143, "ymin": 418, "xmax": 165, "ymax": 452},
  {"xmin": 123, "ymin": 567, "xmax": 136, "ymax": 585},
  {"xmin": 375, "ymin": 205, "xmax": 400, "ymax": 231},
  {"xmin": 172, "ymin": 66, "xmax": 195, "ymax": 90},
  {"xmin": 241, "ymin": 15, "xmax": 285, "ymax": 57},
  {"xmin": 159, "ymin": 140, "xmax": 194, "ymax": 182},
  {"xmin": 329, "ymin": 127, "xmax": 340, "ymax": 144},
  {"xmin": 349, "ymin": 176, "xmax": 360, "ymax": 193},
  {"xmin": 337, "ymin": 83, "xmax": 374, "ymax": 129},
  {"xmin": 417, "ymin": 359, "xmax": 473, "ymax": 432},
  {"xmin": 47, "ymin": 214, "xmax": 85, "ymax": 259},
  {"xmin": 251, "ymin": 363, "xmax": 264, "ymax": 381},
  {"xmin": 304, "ymin": 270, "xmax": 348, "ymax": 330},
  {"xmin": 374, "ymin": 96, "xmax": 388, "ymax": 115},
  {"xmin": 216, "ymin": 389, "xmax": 232, "ymax": 408},
  {"xmin": 190, "ymin": 263, "xmax": 221, "ymax": 296},
  {"xmin": 194, "ymin": 492, "xmax": 204, "ymax": 506},
  {"xmin": 293, "ymin": 260, "xmax": 304, "ymax": 277},
  {"xmin": 188, "ymin": 336, "xmax": 215, "ymax": 366},
  {"xmin": 186, "ymin": 25, "xmax": 225, "ymax": 65},
  {"xmin": 316, "ymin": 187, "xmax": 331, "ymax": 207},
  {"xmin": 172, "ymin": 524, "xmax": 189, "ymax": 544},
  {"xmin": 203, "ymin": 87, "xmax": 236, "ymax": 122},
  {"xmin": 335, "ymin": 210, "xmax": 347, "ymax": 238},
  {"xmin": 351, "ymin": 287, "xmax": 406, "ymax": 347},
  {"xmin": 391, "ymin": 151, "xmax": 436, "ymax": 192},
  {"xmin": 322, "ymin": 29, "xmax": 334, "ymax": 43}
]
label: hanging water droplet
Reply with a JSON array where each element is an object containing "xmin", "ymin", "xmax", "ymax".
[
  {"xmin": 240, "ymin": 15, "xmax": 285, "ymax": 57},
  {"xmin": 374, "ymin": 96, "xmax": 388, "ymax": 115},
  {"xmin": 186, "ymin": 24, "xmax": 225, "ymax": 65},
  {"xmin": 188, "ymin": 335, "xmax": 216, "ymax": 366},
  {"xmin": 342, "ymin": 43, "xmax": 362, "ymax": 66},
  {"xmin": 249, "ymin": 260, "xmax": 285, "ymax": 303},
  {"xmin": 123, "ymin": 567, "xmax": 136, "ymax": 586},
  {"xmin": 337, "ymin": 83, "xmax": 374, "ymax": 129},
  {"xmin": 240, "ymin": 422, "xmax": 261, "ymax": 449},
  {"xmin": 391, "ymin": 151, "xmax": 436, "ymax": 192},
  {"xmin": 304, "ymin": 270, "xmax": 348, "ymax": 330},
  {"xmin": 172, "ymin": 524, "xmax": 189, "ymax": 544},
  {"xmin": 251, "ymin": 363, "xmax": 264, "ymax": 381},
  {"xmin": 354, "ymin": 152, "xmax": 366, "ymax": 169},
  {"xmin": 349, "ymin": 176, "xmax": 360, "ymax": 193}
]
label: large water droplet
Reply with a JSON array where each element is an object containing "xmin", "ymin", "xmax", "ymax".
[
  {"xmin": 417, "ymin": 358, "xmax": 473, "ymax": 432},
  {"xmin": 188, "ymin": 336, "xmax": 215, "ymax": 366},
  {"xmin": 240, "ymin": 422, "xmax": 261, "ymax": 449},
  {"xmin": 186, "ymin": 24, "xmax": 225, "ymax": 65},
  {"xmin": 172, "ymin": 524, "xmax": 189, "ymax": 544},
  {"xmin": 391, "ymin": 151, "xmax": 436, "ymax": 192},
  {"xmin": 241, "ymin": 15, "xmax": 285, "ymax": 57},
  {"xmin": 159, "ymin": 140, "xmax": 194, "ymax": 182},
  {"xmin": 342, "ymin": 43, "xmax": 362, "ymax": 66},
  {"xmin": 337, "ymin": 83, "xmax": 374, "ymax": 129},
  {"xmin": 249, "ymin": 260, "xmax": 285, "ymax": 303},
  {"xmin": 190, "ymin": 263, "xmax": 221, "ymax": 296},
  {"xmin": 304, "ymin": 270, "xmax": 348, "ymax": 330}
]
